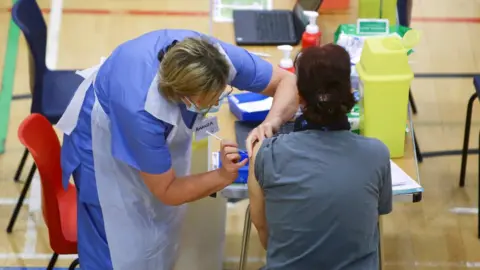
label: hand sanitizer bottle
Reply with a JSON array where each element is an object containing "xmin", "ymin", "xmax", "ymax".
[
  {"xmin": 302, "ymin": 11, "xmax": 321, "ymax": 49},
  {"xmin": 277, "ymin": 45, "xmax": 295, "ymax": 73}
]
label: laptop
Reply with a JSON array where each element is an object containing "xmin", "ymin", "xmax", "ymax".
[{"xmin": 232, "ymin": 0, "xmax": 324, "ymax": 46}]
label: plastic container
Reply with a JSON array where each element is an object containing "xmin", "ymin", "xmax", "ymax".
[
  {"xmin": 278, "ymin": 45, "xmax": 295, "ymax": 73},
  {"xmin": 228, "ymin": 92, "xmax": 271, "ymax": 122},
  {"xmin": 302, "ymin": 11, "xmax": 321, "ymax": 48},
  {"xmin": 356, "ymin": 29, "xmax": 420, "ymax": 157},
  {"xmin": 358, "ymin": 0, "xmax": 398, "ymax": 25}
]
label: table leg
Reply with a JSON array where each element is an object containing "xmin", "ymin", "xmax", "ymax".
[{"xmin": 239, "ymin": 205, "xmax": 252, "ymax": 270}]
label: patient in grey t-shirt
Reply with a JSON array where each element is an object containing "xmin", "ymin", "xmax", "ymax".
[{"xmin": 248, "ymin": 44, "xmax": 392, "ymax": 270}]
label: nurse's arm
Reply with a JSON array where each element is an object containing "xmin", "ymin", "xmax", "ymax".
[
  {"xmin": 247, "ymin": 141, "xmax": 268, "ymax": 250},
  {"xmin": 217, "ymin": 40, "xmax": 298, "ymax": 126},
  {"xmin": 259, "ymin": 67, "xmax": 298, "ymax": 126},
  {"xmin": 140, "ymin": 168, "xmax": 235, "ymax": 206}
]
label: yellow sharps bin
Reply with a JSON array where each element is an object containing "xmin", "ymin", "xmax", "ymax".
[
  {"xmin": 355, "ymin": 30, "xmax": 420, "ymax": 158},
  {"xmin": 358, "ymin": 0, "xmax": 398, "ymax": 25}
]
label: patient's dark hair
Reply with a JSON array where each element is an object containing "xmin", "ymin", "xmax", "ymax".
[{"xmin": 295, "ymin": 44, "xmax": 355, "ymax": 126}]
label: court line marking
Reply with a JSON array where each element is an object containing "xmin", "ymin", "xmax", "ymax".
[
  {"xmin": 450, "ymin": 207, "xmax": 478, "ymax": 215},
  {"xmin": 24, "ymin": 172, "xmax": 43, "ymax": 255},
  {"xmin": 45, "ymin": 0, "xmax": 63, "ymax": 70},
  {"xmin": 412, "ymin": 17, "xmax": 480, "ymax": 24},
  {"xmin": 0, "ymin": 198, "xmax": 28, "ymax": 205},
  {"xmin": 23, "ymin": 216, "xmax": 37, "ymax": 255},
  {"xmin": 0, "ymin": 7, "xmax": 209, "ymax": 17},
  {"xmin": 0, "ymin": 7, "xmax": 478, "ymax": 23},
  {"xmin": 0, "ymin": 0, "xmax": 20, "ymax": 154}
]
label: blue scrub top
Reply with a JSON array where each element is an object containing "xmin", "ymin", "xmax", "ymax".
[{"xmin": 61, "ymin": 29, "xmax": 273, "ymax": 205}]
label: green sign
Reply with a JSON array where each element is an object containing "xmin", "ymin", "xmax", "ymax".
[{"xmin": 356, "ymin": 19, "xmax": 389, "ymax": 35}]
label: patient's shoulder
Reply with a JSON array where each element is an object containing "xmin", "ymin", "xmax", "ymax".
[
  {"xmin": 253, "ymin": 134, "xmax": 297, "ymax": 165},
  {"xmin": 352, "ymin": 135, "xmax": 390, "ymax": 165},
  {"xmin": 255, "ymin": 135, "xmax": 286, "ymax": 155},
  {"xmin": 359, "ymin": 136, "xmax": 389, "ymax": 155}
]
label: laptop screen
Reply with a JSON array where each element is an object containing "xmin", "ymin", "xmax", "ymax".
[
  {"xmin": 293, "ymin": 0, "xmax": 323, "ymax": 35},
  {"xmin": 298, "ymin": 0, "xmax": 324, "ymax": 11}
]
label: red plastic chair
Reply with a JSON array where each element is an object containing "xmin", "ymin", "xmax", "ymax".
[{"xmin": 15, "ymin": 113, "xmax": 79, "ymax": 269}]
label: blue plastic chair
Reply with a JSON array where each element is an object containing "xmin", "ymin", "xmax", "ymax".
[{"xmin": 8, "ymin": 0, "xmax": 83, "ymax": 230}]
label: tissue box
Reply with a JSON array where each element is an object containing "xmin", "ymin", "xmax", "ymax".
[
  {"xmin": 212, "ymin": 151, "xmax": 249, "ymax": 184},
  {"xmin": 228, "ymin": 92, "xmax": 271, "ymax": 122},
  {"xmin": 334, "ymin": 24, "xmax": 414, "ymax": 56}
]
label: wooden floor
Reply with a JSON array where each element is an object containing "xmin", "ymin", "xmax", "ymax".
[{"xmin": 1, "ymin": 0, "xmax": 480, "ymax": 269}]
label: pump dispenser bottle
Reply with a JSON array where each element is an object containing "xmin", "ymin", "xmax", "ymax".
[
  {"xmin": 277, "ymin": 45, "xmax": 295, "ymax": 73},
  {"xmin": 302, "ymin": 11, "xmax": 321, "ymax": 49}
]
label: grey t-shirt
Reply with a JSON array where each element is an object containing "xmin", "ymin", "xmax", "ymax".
[{"xmin": 254, "ymin": 130, "xmax": 392, "ymax": 270}]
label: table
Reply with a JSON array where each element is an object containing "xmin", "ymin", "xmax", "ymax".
[{"xmin": 205, "ymin": 2, "xmax": 423, "ymax": 270}]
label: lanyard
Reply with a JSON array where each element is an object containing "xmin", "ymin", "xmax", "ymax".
[{"xmin": 293, "ymin": 114, "xmax": 351, "ymax": 132}]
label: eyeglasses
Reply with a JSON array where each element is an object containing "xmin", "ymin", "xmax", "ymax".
[{"xmin": 187, "ymin": 86, "xmax": 234, "ymax": 115}]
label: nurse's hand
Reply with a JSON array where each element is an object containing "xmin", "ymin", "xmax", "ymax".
[
  {"xmin": 246, "ymin": 117, "xmax": 282, "ymax": 157},
  {"xmin": 220, "ymin": 140, "xmax": 249, "ymax": 182}
]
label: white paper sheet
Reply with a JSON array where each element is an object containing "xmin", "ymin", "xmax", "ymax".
[
  {"xmin": 390, "ymin": 160, "xmax": 422, "ymax": 193},
  {"xmin": 212, "ymin": 0, "xmax": 272, "ymax": 22},
  {"xmin": 237, "ymin": 97, "xmax": 273, "ymax": 113}
]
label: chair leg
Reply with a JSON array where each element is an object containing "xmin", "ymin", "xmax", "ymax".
[
  {"xmin": 460, "ymin": 93, "xmax": 478, "ymax": 187},
  {"xmin": 47, "ymin": 253, "xmax": 59, "ymax": 270},
  {"xmin": 413, "ymin": 131, "xmax": 423, "ymax": 163},
  {"xmin": 14, "ymin": 148, "xmax": 29, "ymax": 182},
  {"xmin": 239, "ymin": 205, "xmax": 252, "ymax": 270},
  {"xmin": 68, "ymin": 258, "xmax": 80, "ymax": 269},
  {"xmin": 409, "ymin": 89, "xmax": 417, "ymax": 115},
  {"xmin": 6, "ymin": 163, "xmax": 37, "ymax": 233},
  {"xmin": 478, "ymin": 131, "xmax": 480, "ymax": 239}
]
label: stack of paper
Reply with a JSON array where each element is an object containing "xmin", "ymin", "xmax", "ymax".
[{"xmin": 390, "ymin": 160, "xmax": 423, "ymax": 194}]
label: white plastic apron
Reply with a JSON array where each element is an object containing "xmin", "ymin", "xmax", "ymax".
[{"xmin": 57, "ymin": 59, "xmax": 195, "ymax": 270}]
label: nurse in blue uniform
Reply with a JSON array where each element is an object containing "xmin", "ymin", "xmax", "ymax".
[{"xmin": 56, "ymin": 29, "xmax": 298, "ymax": 270}]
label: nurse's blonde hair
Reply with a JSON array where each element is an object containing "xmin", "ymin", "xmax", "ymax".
[{"xmin": 158, "ymin": 37, "xmax": 230, "ymax": 103}]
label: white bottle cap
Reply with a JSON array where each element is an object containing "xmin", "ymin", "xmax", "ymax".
[
  {"xmin": 303, "ymin": 10, "xmax": 319, "ymax": 34},
  {"xmin": 277, "ymin": 45, "xmax": 293, "ymax": 69}
]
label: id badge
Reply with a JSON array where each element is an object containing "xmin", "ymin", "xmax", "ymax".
[{"xmin": 194, "ymin": 116, "xmax": 219, "ymax": 141}]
